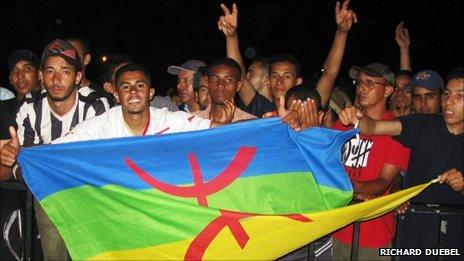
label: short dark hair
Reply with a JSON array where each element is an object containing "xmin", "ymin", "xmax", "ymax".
[
  {"xmin": 114, "ymin": 63, "xmax": 151, "ymax": 87},
  {"xmin": 193, "ymin": 66, "xmax": 208, "ymax": 91},
  {"xmin": 396, "ymin": 70, "xmax": 412, "ymax": 78},
  {"xmin": 66, "ymin": 35, "xmax": 91, "ymax": 55},
  {"xmin": 207, "ymin": 57, "xmax": 242, "ymax": 81},
  {"xmin": 169, "ymin": 88, "xmax": 179, "ymax": 98},
  {"xmin": 285, "ymin": 84, "xmax": 322, "ymax": 111},
  {"xmin": 250, "ymin": 56, "xmax": 270, "ymax": 74},
  {"xmin": 447, "ymin": 67, "xmax": 464, "ymax": 81},
  {"xmin": 99, "ymin": 54, "xmax": 134, "ymax": 85},
  {"xmin": 269, "ymin": 53, "xmax": 301, "ymax": 77}
]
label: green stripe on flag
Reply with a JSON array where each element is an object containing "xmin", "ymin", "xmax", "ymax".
[{"xmin": 39, "ymin": 172, "xmax": 351, "ymax": 260}]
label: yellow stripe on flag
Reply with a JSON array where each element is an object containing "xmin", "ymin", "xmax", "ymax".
[{"xmin": 90, "ymin": 182, "xmax": 431, "ymax": 260}]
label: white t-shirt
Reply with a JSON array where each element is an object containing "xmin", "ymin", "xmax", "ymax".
[{"xmin": 54, "ymin": 106, "xmax": 211, "ymax": 143}]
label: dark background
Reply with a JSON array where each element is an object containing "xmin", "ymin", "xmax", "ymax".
[{"xmin": 1, "ymin": 0, "xmax": 463, "ymax": 96}]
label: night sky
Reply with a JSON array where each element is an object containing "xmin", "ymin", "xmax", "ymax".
[{"xmin": 2, "ymin": 0, "xmax": 463, "ymax": 96}]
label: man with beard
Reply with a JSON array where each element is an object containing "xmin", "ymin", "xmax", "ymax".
[
  {"xmin": 0, "ymin": 39, "xmax": 107, "ymax": 260},
  {"xmin": 193, "ymin": 66, "xmax": 211, "ymax": 110},
  {"xmin": 411, "ymin": 70, "xmax": 444, "ymax": 114}
]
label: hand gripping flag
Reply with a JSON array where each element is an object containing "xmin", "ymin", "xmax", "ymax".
[{"xmin": 18, "ymin": 118, "xmax": 429, "ymax": 260}]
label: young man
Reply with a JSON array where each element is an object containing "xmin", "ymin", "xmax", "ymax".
[
  {"xmin": 217, "ymin": 0, "xmax": 356, "ymax": 118},
  {"xmin": 193, "ymin": 58, "xmax": 256, "ymax": 122},
  {"xmin": 54, "ymin": 63, "xmax": 233, "ymax": 143},
  {"xmin": 8, "ymin": 49, "xmax": 41, "ymax": 104},
  {"xmin": 167, "ymin": 59, "xmax": 205, "ymax": 113},
  {"xmin": 331, "ymin": 63, "xmax": 410, "ymax": 260},
  {"xmin": 391, "ymin": 70, "xmax": 413, "ymax": 117},
  {"xmin": 99, "ymin": 54, "xmax": 178, "ymax": 111},
  {"xmin": 193, "ymin": 66, "xmax": 211, "ymax": 110},
  {"xmin": 411, "ymin": 69, "xmax": 444, "ymax": 114},
  {"xmin": 246, "ymin": 57, "xmax": 272, "ymax": 101},
  {"xmin": 339, "ymin": 67, "xmax": 464, "ymax": 254},
  {"xmin": 0, "ymin": 38, "xmax": 108, "ymax": 260},
  {"xmin": 391, "ymin": 21, "xmax": 414, "ymax": 117}
]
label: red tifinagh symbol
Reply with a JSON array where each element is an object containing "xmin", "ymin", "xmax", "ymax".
[
  {"xmin": 125, "ymin": 146, "xmax": 311, "ymax": 260},
  {"xmin": 184, "ymin": 210, "xmax": 311, "ymax": 260},
  {"xmin": 125, "ymin": 146, "xmax": 257, "ymax": 206}
]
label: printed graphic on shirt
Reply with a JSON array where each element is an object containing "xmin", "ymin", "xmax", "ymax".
[{"xmin": 341, "ymin": 138, "xmax": 373, "ymax": 171}]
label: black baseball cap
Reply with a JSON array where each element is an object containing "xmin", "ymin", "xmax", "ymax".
[{"xmin": 8, "ymin": 49, "xmax": 39, "ymax": 72}]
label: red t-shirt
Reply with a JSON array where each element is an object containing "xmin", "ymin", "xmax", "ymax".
[{"xmin": 333, "ymin": 111, "xmax": 410, "ymax": 248}]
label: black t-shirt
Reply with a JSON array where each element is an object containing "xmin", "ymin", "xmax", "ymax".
[
  {"xmin": 235, "ymin": 93, "xmax": 275, "ymax": 118},
  {"xmin": 394, "ymin": 113, "xmax": 463, "ymax": 206},
  {"xmin": 0, "ymin": 98, "xmax": 19, "ymax": 140}
]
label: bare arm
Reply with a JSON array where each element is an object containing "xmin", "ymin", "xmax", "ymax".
[
  {"xmin": 316, "ymin": 0, "xmax": 357, "ymax": 107},
  {"xmin": 339, "ymin": 106, "xmax": 403, "ymax": 136},
  {"xmin": 395, "ymin": 21, "xmax": 412, "ymax": 71},
  {"xmin": 352, "ymin": 164, "xmax": 402, "ymax": 195},
  {"xmin": 218, "ymin": 3, "xmax": 257, "ymax": 107},
  {"xmin": 0, "ymin": 165, "xmax": 13, "ymax": 181}
]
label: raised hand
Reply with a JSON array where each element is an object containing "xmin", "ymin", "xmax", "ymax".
[
  {"xmin": 279, "ymin": 97, "xmax": 303, "ymax": 131},
  {"xmin": 0, "ymin": 127, "xmax": 20, "ymax": 167},
  {"xmin": 339, "ymin": 106, "xmax": 363, "ymax": 126},
  {"xmin": 299, "ymin": 99, "xmax": 321, "ymax": 129},
  {"xmin": 218, "ymin": 3, "xmax": 238, "ymax": 37},
  {"xmin": 395, "ymin": 21, "xmax": 410, "ymax": 49},
  {"xmin": 211, "ymin": 100, "xmax": 236, "ymax": 123},
  {"xmin": 335, "ymin": 0, "xmax": 357, "ymax": 32}
]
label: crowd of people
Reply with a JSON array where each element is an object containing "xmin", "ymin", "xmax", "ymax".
[{"xmin": 0, "ymin": 0, "xmax": 462, "ymax": 260}]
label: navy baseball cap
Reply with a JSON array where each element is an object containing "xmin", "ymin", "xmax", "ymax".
[{"xmin": 410, "ymin": 70, "xmax": 444, "ymax": 91}]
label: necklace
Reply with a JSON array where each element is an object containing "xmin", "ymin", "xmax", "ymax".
[{"xmin": 123, "ymin": 117, "xmax": 150, "ymax": 136}]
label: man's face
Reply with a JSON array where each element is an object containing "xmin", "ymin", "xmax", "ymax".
[
  {"xmin": 177, "ymin": 69, "xmax": 196, "ymax": 105},
  {"xmin": 270, "ymin": 62, "xmax": 301, "ymax": 98},
  {"xmin": 40, "ymin": 56, "xmax": 81, "ymax": 102},
  {"xmin": 208, "ymin": 64, "xmax": 241, "ymax": 105},
  {"xmin": 196, "ymin": 75, "xmax": 210, "ymax": 110},
  {"xmin": 247, "ymin": 61, "xmax": 268, "ymax": 92},
  {"xmin": 392, "ymin": 75, "xmax": 412, "ymax": 109},
  {"xmin": 114, "ymin": 70, "xmax": 154, "ymax": 115},
  {"xmin": 9, "ymin": 60, "xmax": 39, "ymax": 96},
  {"xmin": 170, "ymin": 95, "xmax": 181, "ymax": 106},
  {"xmin": 441, "ymin": 78, "xmax": 464, "ymax": 128},
  {"xmin": 355, "ymin": 72, "xmax": 391, "ymax": 109},
  {"xmin": 412, "ymin": 86, "xmax": 441, "ymax": 114}
]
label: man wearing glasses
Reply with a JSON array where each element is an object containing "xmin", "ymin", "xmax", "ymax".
[{"xmin": 331, "ymin": 63, "xmax": 410, "ymax": 260}]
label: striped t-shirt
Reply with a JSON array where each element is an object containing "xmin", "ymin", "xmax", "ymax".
[{"xmin": 16, "ymin": 92, "xmax": 107, "ymax": 146}]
